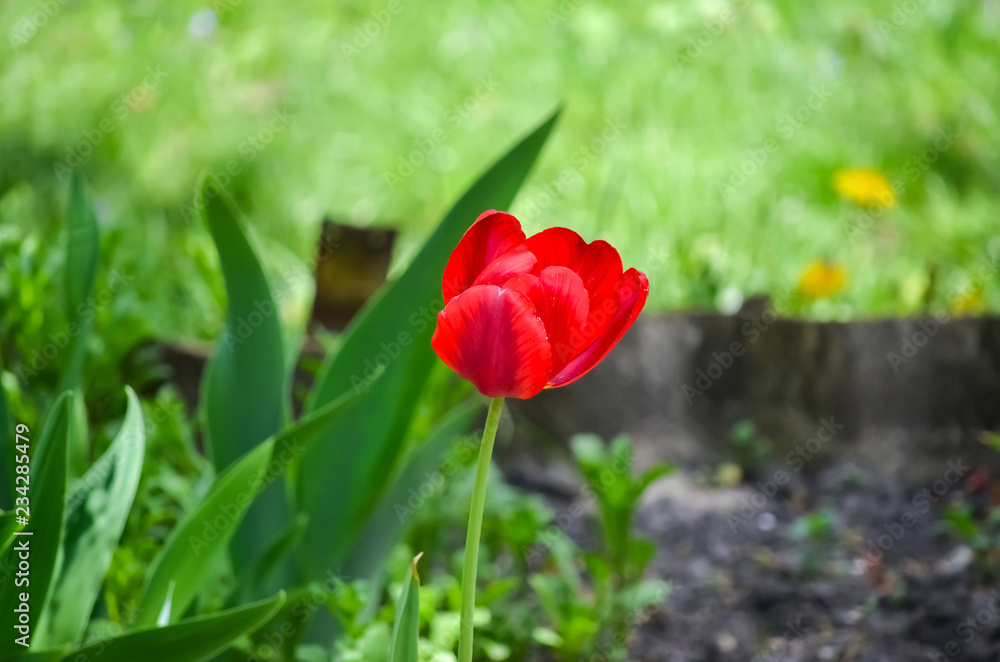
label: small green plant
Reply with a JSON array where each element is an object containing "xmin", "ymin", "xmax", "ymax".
[
  {"xmin": 728, "ymin": 419, "xmax": 773, "ymax": 480},
  {"xmin": 556, "ymin": 434, "xmax": 673, "ymax": 660},
  {"xmin": 942, "ymin": 504, "xmax": 1000, "ymax": 578},
  {"xmin": 791, "ymin": 508, "xmax": 837, "ymax": 578}
]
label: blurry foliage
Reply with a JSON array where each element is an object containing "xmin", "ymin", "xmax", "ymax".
[{"xmin": 2, "ymin": 0, "xmax": 1000, "ymax": 328}]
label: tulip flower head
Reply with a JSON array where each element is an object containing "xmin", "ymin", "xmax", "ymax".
[{"xmin": 431, "ymin": 211, "xmax": 649, "ymax": 399}]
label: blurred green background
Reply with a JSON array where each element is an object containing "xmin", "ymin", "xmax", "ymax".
[{"xmin": 2, "ymin": 0, "xmax": 999, "ymax": 342}]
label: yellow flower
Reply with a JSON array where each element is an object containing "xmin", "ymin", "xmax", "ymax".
[
  {"xmin": 834, "ymin": 168, "xmax": 896, "ymax": 207},
  {"xmin": 950, "ymin": 288, "xmax": 984, "ymax": 317},
  {"xmin": 797, "ymin": 262, "xmax": 847, "ymax": 300}
]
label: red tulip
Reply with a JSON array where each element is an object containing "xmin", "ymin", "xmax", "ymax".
[{"xmin": 431, "ymin": 210, "xmax": 649, "ymax": 399}]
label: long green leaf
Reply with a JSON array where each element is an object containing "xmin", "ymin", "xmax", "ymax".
[
  {"xmin": 199, "ymin": 173, "xmax": 287, "ymax": 572},
  {"xmin": 297, "ymin": 110, "xmax": 560, "ymax": 578},
  {"xmin": 59, "ymin": 174, "xmax": 99, "ymax": 392},
  {"xmin": 37, "ymin": 387, "xmax": 145, "ymax": 647},
  {"xmin": 228, "ymin": 513, "xmax": 308, "ymax": 608},
  {"xmin": 6, "ymin": 647, "xmax": 70, "ymax": 661},
  {"xmin": 0, "ymin": 355, "xmax": 11, "ymax": 509},
  {"xmin": 388, "ymin": 554, "xmax": 422, "ymax": 662},
  {"xmin": 0, "ymin": 510, "xmax": 24, "ymax": 556},
  {"xmin": 343, "ymin": 401, "xmax": 479, "ymax": 579},
  {"xmin": 72, "ymin": 592, "xmax": 285, "ymax": 662},
  {"xmin": 0, "ymin": 392, "xmax": 71, "ymax": 656},
  {"xmin": 136, "ymin": 390, "xmax": 359, "ymax": 628}
]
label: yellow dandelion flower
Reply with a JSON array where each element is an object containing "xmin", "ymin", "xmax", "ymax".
[
  {"xmin": 834, "ymin": 168, "xmax": 896, "ymax": 207},
  {"xmin": 797, "ymin": 262, "xmax": 847, "ymax": 300},
  {"xmin": 950, "ymin": 289, "xmax": 984, "ymax": 317}
]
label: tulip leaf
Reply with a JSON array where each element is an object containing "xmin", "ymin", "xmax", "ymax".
[
  {"xmin": 228, "ymin": 512, "xmax": 308, "ymax": 607},
  {"xmin": 136, "ymin": 390, "xmax": 359, "ymax": 628},
  {"xmin": 60, "ymin": 173, "xmax": 99, "ymax": 392},
  {"xmin": 37, "ymin": 387, "xmax": 145, "ymax": 648},
  {"xmin": 342, "ymin": 401, "xmax": 479, "ymax": 578},
  {"xmin": 72, "ymin": 592, "xmax": 285, "ymax": 662},
  {"xmin": 388, "ymin": 554, "xmax": 422, "ymax": 662},
  {"xmin": 0, "ymin": 357, "xmax": 11, "ymax": 509},
  {"xmin": 298, "ymin": 109, "xmax": 561, "ymax": 578},
  {"xmin": 0, "ymin": 392, "xmax": 71, "ymax": 657},
  {"xmin": 199, "ymin": 173, "xmax": 288, "ymax": 572},
  {"xmin": 5, "ymin": 647, "xmax": 70, "ymax": 662},
  {"xmin": 0, "ymin": 510, "xmax": 24, "ymax": 556}
]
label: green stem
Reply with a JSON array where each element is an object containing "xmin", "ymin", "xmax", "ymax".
[{"xmin": 457, "ymin": 396, "xmax": 505, "ymax": 662}]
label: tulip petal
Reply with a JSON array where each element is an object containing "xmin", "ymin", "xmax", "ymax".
[
  {"xmin": 547, "ymin": 268, "xmax": 648, "ymax": 388},
  {"xmin": 522, "ymin": 227, "xmax": 624, "ymax": 344},
  {"xmin": 471, "ymin": 246, "xmax": 536, "ymax": 289},
  {"xmin": 432, "ymin": 285, "xmax": 552, "ymax": 399},
  {"xmin": 442, "ymin": 211, "xmax": 527, "ymax": 303},
  {"xmin": 505, "ymin": 266, "xmax": 589, "ymax": 374}
]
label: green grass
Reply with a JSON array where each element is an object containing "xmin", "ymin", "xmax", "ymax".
[{"xmin": 2, "ymin": 0, "xmax": 999, "ymax": 335}]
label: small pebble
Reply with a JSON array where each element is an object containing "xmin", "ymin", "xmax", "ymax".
[
  {"xmin": 935, "ymin": 545, "xmax": 973, "ymax": 575},
  {"xmin": 715, "ymin": 632, "xmax": 737, "ymax": 653},
  {"xmin": 757, "ymin": 512, "xmax": 777, "ymax": 531}
]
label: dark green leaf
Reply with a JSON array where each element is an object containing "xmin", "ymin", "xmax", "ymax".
[
  {"xmin": 37, "ymin": 387, "xmax": 145, "ymax": 647},
  {"xmin": 59, "ymin": 174, "xmax": 99, "ymax": 392},
  {"xmin": 297, "ymin": 110, "xmax": 560, "ymax": 578},
  {"xmin": 73, "ymin": 592, "xmax": 285, "ymax": 662},
  {"xmin": 199, "ymin": 172, "xmax": 288, "ymax": 571},
  {"xmin": 0, "ymin": 392, "xmax": 71, "ymax": 657},
  {"xmin": 342, "ymin": 401, "xmax": 479, "ymax": 578},
  {"xmin": 5, "ymin": 647, "xmax": 70, "ymax": 661},
  {"xmin": 228, "ymin": 513, "xmax": 308, "ymax": 607}
]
